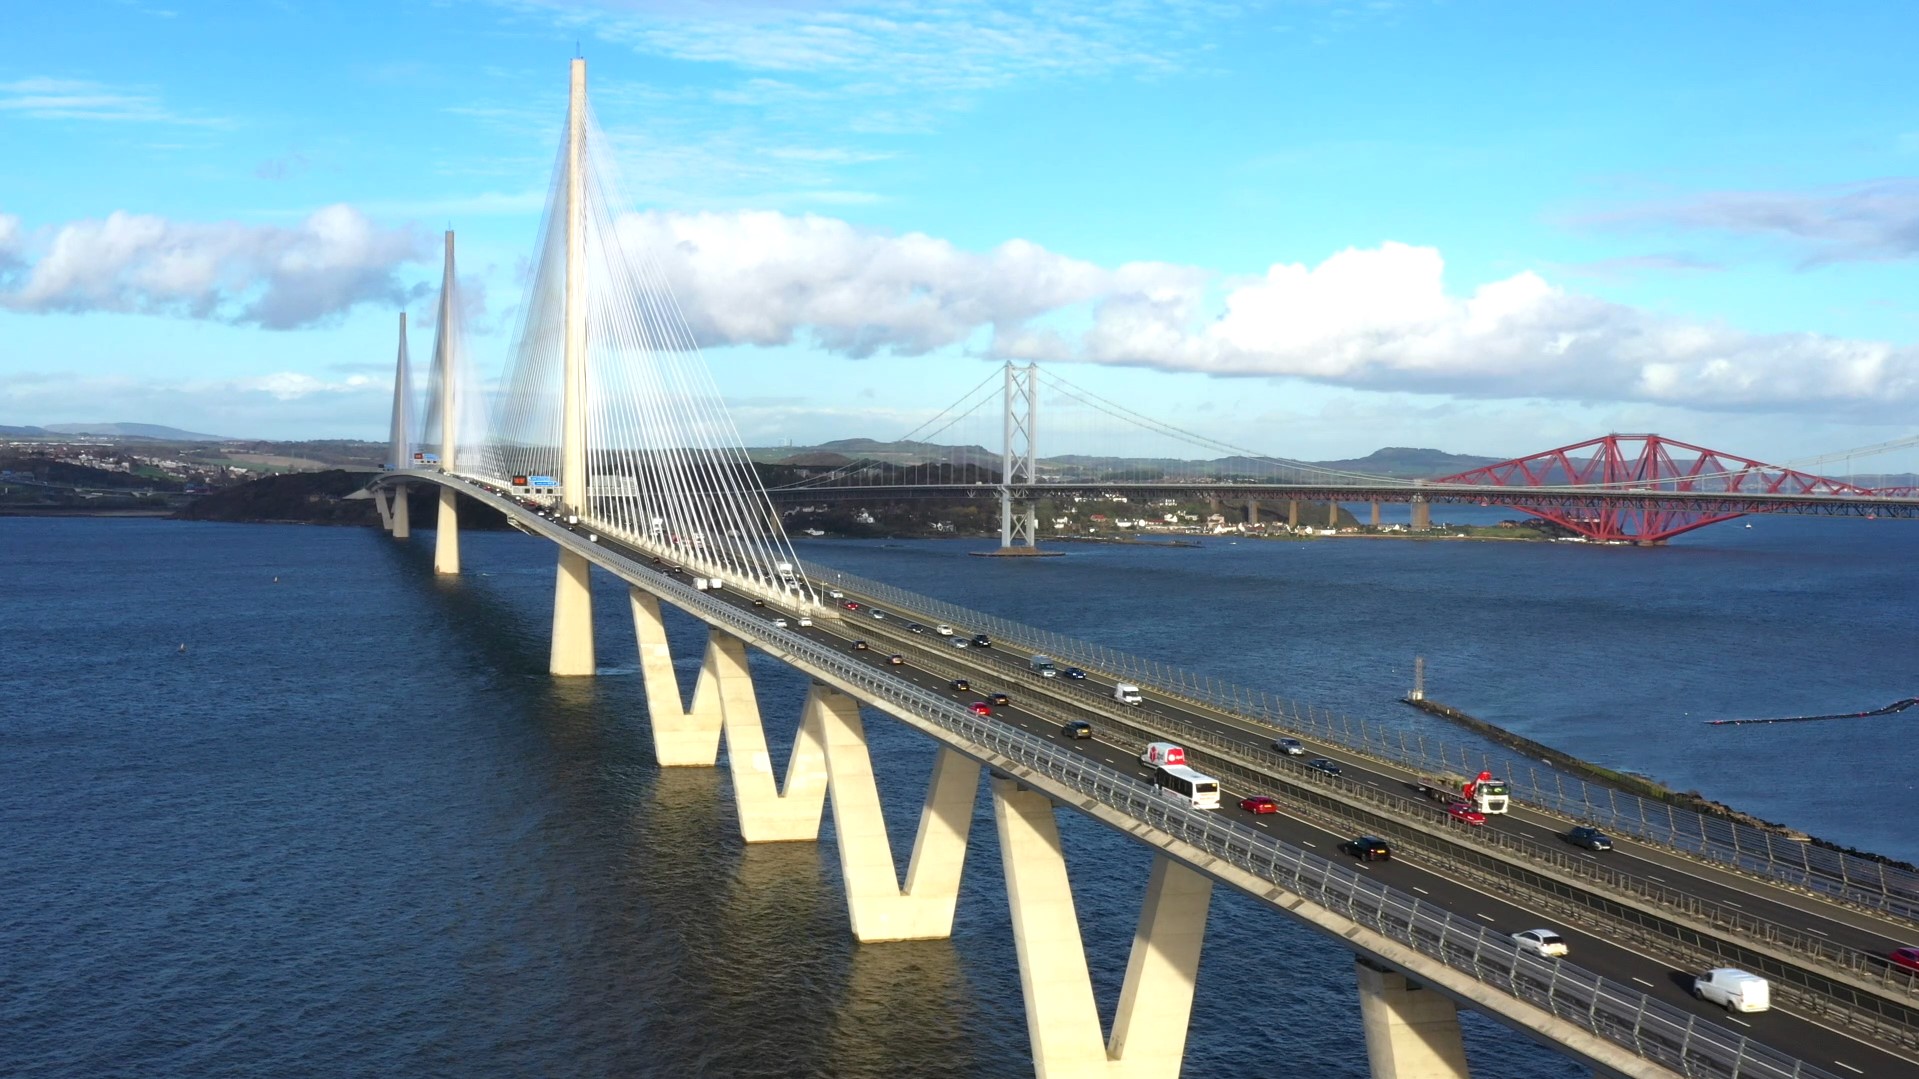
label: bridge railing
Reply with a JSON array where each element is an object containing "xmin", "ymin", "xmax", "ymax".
[
  {"xmin": 803, "ymin": 560, "xmax": 1919, "ymax": 923},
  {"xmin": 440, "ymin": 481, "xmax": 1839, "ymax": 1078}
]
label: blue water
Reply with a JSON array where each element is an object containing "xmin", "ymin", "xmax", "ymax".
[{"xmin": 3, "ymin": 513, "xmax": 1914, "ymax": 1077}]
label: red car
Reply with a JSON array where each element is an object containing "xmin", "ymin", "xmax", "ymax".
[
  {"xmin": 1891, "ymin": 947, "xmax": 1919, "ymax": 972},
  {"xmin": 969, "ymin": 702, "xmax": 992, "ymax": 716},
  {"xmin": 1239, "ymin": 795, "xmax": 1279, "ymax": 815},
  {"xmin": 843, "ymin": 601, "xmax": 861, "ymax": 610},
  {"xmin": 1444, "ymin": 801, "xmax": 1487, "ymax": 826}
]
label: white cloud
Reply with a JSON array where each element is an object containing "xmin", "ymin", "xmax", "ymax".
[
  {"xmin": 0, "ymin": 205, "xmax": 427, "ymax": 329},
  {"xmin": 0, "ymin": 76, "xmax": 222, "ymax": 125},
  {"xmin": 610, "ymin": 211, "xmax": 1919, "ymax": 416},
  {"xmin": 613, "ymin": 209, "xmax": 1157, "ymax": 356},
  {"xmin": 1586, "ymin": 178, "xmax": 1919, "ymax": 264}
]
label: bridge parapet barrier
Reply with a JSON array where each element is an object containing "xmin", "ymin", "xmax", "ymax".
[
  {"xmin": 452, "ymin": 503, "xmax": 1839, "ymax": 1079},
  {"xmin": 858, "ymin": 619, "xmax": 1919, "ymax": 1039},
  {"xmin": 802, "ymin": 559, "xmax": 1919, "ymax": 925}
]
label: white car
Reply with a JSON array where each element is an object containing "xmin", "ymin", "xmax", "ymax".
[
  {"xmin": 797, "ymin": 615, "xmax": 813, "ymax": 627},
  {"xmin": 770, "ymin": 617, "xmax": 789, "ymax": 629},
  {"xmin": 950, "ymin": 637, "xmax": 970, "ymax": 648},
  {"xmin": 827, "ymin": 589, "xmax": 845, "ymax": 599},
  {"xmin": 1511, "ymin": 929, "xmax": 1568, "ymax": 958},
  {"xmin": 935, "ymin": 624, "xmax": 954, "ymax": 636}
]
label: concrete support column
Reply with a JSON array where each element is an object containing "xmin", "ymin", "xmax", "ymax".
[
  {"xmin": 1371, "ymin": 500, "xmax": 1381, "ymax": 527},
  {"xmin": 631, "ymin": 589, "xmax": 723, "ymax": 766},
  {"xmin": 391, "ymin": 482, "xmax": 410, "ymax": 539},
  {"xmin": 1287, "ymin": 499, "xmax": 1299, "ymax": 529},
  {"xmin": 1411, "ymin": 498, "xmax": 1431, "ymax": 531},
  {"xmin": 1328, "ymin": 501, "xmax": 1340, "ymax": 528},
  {"xmin": 1355, "ymin": 958, "xmax": 1470, "ymax": 1079},
  {"xmin": 433, "ymin": 486, "xmax": 460, "ymax": 574},
  {"xmin": 1207, "ymin": 494, "xmax": 1220, "ymax": 516},
  {"xmin": 992, "ymin": 776, "xmax": 1108, "ymax": 1076},
  {"xmin": 714, "ymin": 639, "xmax": 828, "ymax": 843},
  {"xmin": 549, "ymin": 547, "xmax": 595, "ymax": 676},
  {"xmin": 373, "ymin": 486, "xmax": 394, "ymax": 532},
  {"xmin": 821, "ymin": 711, "xmax": 980, "ymax": 941},
  {"xmin": 1246, "ymin": 497, "xmax": 1260, "ymax": 525},
  {"xmin": 1108, "ymin": 856, "xmax": 1214, "ymax": 1078}
]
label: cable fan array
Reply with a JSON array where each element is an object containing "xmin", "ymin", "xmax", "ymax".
[{"xmin": 467, "ymin": 98, "xmax": 813, "ymax": 601}]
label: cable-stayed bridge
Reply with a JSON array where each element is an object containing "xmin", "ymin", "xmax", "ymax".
[{"xmin": 367, "ymin": 60, "xmax": 1919, "ymax": 1079}]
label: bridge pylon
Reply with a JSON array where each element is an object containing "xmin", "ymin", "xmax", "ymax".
[
  {"xmin": 999, "ymin": 361, "xmax": 1039, "ymax": 550},
  {"xmin": 431, "ymin": 230, "xmax": 461, "ymax": 575},
  {"xmin": 386, "ymin": 311, "xmax": 412, "ymax": 539},
  {"xmin": 549, "ymin": 57, "xmax": 595, "ymax": 676}
]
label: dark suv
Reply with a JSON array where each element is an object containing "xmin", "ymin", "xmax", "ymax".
[
  {"xmin": 1060, "ymin": 721, "xmax": 1093, "ymax": 740},
  {"xmin": 1564, "ymin": 826, "xmax": 1613, "ymax": 851},
  {"xmin": 1340, "ymin": 836, "xmax": 1392, "ymax": 861},
  {"xmin": 971, "ymin": 633, "xmax": 992, "ymax": 648}
]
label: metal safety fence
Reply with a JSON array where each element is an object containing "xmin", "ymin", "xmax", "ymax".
[
  {"xmin": 806, "ymin": 561, "xmax": 1919, "ymax": 923},
  {"xmin": 461, "ymin": 502, "xmax": 1841, "ymax": 1079}
]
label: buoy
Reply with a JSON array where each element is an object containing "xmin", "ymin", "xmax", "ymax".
[
  {"xmin": 178, "ymin": 643, "xmax": 187, "ymax": 653},
  {"xmin": 273, "ymin": 576, "xmax": 280, "ymax": 583}
]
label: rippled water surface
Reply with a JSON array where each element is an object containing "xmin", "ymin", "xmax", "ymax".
[{"xmin": 4, "ymin": 514, "xmax": 1913, "ymax": 1078}]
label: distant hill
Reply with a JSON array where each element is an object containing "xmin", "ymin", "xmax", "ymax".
[
  {"xmin": 0, "ymin": 424, "xmax": 52, "ymax": 437},
  {"xmin": 1311, "ymin": 447, "xmax": 1504, "ymax": 478},
  {"xmin": 42, "ymin": 422, "xmax": 236, "ymax": 441}
]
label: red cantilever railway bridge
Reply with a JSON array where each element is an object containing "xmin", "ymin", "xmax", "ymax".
[{"xmin": 765, "ymin": 434, "xmax": 1919, "ymax": 544}]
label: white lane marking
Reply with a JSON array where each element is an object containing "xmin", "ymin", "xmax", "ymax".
[
  {"xmin": 1806, "ymin": 927, "xmax": 1829, "ymax": 936},
  {"xmin": 1647, "ymin": 875, "xmax": 1665, "ymax": 882},
  {"xmin": 1476, "ymin": 913, "xmax": 1496, "ymax": 923},
  {"xmin": 1413, "ymin": 887, "xmax": 1429, "ymax": 895},
  {"xmin": 1834, "ymin": 1061, "xmax": 1864, "ymax": 1074},
  {"xmin": 1301, "ymin": 841, "xmax": 1316, "ymax": 848},
  {"xmin": 1723, "ymin": 900, "xmax": 1742, "ymax": 908},
  {"xmin": 1725, "ymin": 1016, "xmax": 1751, "ymax": 1028},
  {"xmin": 1632, "ymin": 977, "xmax": 1654, "ymax": 988}
]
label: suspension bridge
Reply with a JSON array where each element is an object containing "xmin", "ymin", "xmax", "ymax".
[
  {"xmin": 749, "ymin": 363, "xmax": 1919, "ymax": 547},
  {"xmin": 367, "ymin": 59, "xmax": 1919, "ymax": 1079}
]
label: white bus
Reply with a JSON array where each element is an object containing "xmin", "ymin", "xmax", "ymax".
[{"xmin": 1154, "ymin": 764, "xmax": 1221, "ymax": 810}]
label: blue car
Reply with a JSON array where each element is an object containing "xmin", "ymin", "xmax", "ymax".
[{"xmin": 1062, "ymin": 667, "xmax": 1086, "ymax": 680}]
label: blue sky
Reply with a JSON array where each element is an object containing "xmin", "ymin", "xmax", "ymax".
[{"xmin": 3, "ymin": 0, "xmax": 1917, "ymax": 468}]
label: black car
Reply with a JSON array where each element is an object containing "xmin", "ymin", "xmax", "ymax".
[
  {"xmin": 949, "ymin": 678, "xmax": 971, "ymax": 692},
  {"xmin": 907, "ymin": 622, "xmax": 927, "ymax": 634},
  {"xmin": 971, "ymin": 634, "xmax": 992, "ymax": 648},
  {"xmin": 1061, "ymin": 721, "xmax": 1093, "ymax": 740},
  {"xmin": 1062, "ymin": 667, "xmax": 1086, "ymax": 680},
  {"xmin": 1306, "ymin": 758, "xmax": 1343, "ymax": 777},
  {"xmin": 987, "ymin": 692, "xmax": 1011, "ymax": 706},
  {"xmin": 1564, "ymin": 826, "xmax": 1614, "ymax": 851},
  {"xmin": 852, "ymin": 640, "xmax": 869, "ymax": 651},
  {"xmin": 1340, "ymin": 836, "xmax": 1392, "ymax": 861}
]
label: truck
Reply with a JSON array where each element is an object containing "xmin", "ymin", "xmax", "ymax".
[
  {"xmin": 1113, "ymin": 682, "xmax": 1143, "ymax": 705},
  {"xmin": 775, "ymin": 561, "xmax": 799, "ymax": 589},
  {"xmin": 1140, "ymin": 742, "xmax": 1186, "ymax": 768},
  {"xmin": 1418, "ymin": 770, "xmax": 1512, "ymax": 815},
  {"xmin": 1029, "ymin": 654, "xmax": 1058, "ymax": 678}
]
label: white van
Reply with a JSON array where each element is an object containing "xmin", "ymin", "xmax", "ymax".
[
  {"xmin": 1113, "ymin": 683, "xmax": 1143, "ymax": 705},
  {"xmin": 1693, "ymin": 968, "xmax": 1770, "ymax": 1013},
  {"xmin": 1153, "ymin": 764, "xmax": 1220, "ymax": 809},
  {"xmin": 1030, "ymin": 654, "xmax": 1058, "ymax": 677},
  {"xmin": 1140, "ymin": 742, "xmax": 1186, "ymax": 768}
]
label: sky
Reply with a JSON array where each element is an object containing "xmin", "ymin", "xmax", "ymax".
[{"xmin": 2, "ymin": 0, "xmax": 1918, "ymax": 468}]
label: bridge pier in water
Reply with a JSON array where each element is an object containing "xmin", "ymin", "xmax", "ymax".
[
  {"xmin": 433, "ymin": 488, "xmax": 459, "ymax": 574},
  {"xmin": 549, "ymin": 549, "xmax": 595, "ymax": 675},
  {"xmin": 390, "ymin": 483, "xmax": 410, "ymax": 539},
  {"xmin": 1355, "ymin": 958, "xmax": 1471, "ymax": 1079},
  {"xmin": 1371, "ymin": 500, "xmax": 1381, "ymax": 527}
]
